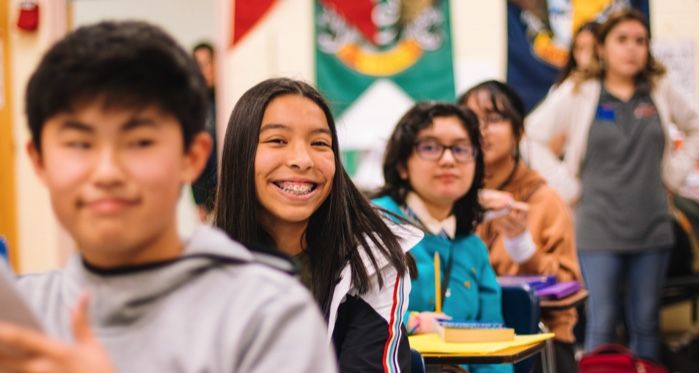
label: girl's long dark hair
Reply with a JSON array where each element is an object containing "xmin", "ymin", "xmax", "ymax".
[
  {"xmin": 214, "ymin": 78, "xmax": 407, "ymax": 316},
  {"xmin": 375, "ymin": 102, "xmax": 485, "ymax": 235}
]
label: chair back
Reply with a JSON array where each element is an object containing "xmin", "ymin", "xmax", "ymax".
[
  {"xmin": 501, "ymin": 284, "xmax": 540, "ymax": 334},
  {"xmin": 410, "ymin": 348, "xmax": 425, "ymax": 373},
  {"xmin": 502, "ymin": 284, "xmax": 541, "ymax": 373},
  {"xmin": 663, "ymin": 203, "xmax": 699, "ymax": 323}
]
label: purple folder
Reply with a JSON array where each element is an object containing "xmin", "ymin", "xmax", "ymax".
[
  {"xmin": 535, "ymin": 281, "xmax": 581, "ymax": 299},
  {"xmin": 497, "ymin": 275, "xmax": 556, "ymax": 290}
]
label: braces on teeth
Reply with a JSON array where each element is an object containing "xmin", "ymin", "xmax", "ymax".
[{"xmin": 279, "ymin": 183, "xmax": 314, "ymax": 194}]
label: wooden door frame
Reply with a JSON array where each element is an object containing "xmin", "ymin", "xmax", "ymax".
[{"xmin": 0, "ymin": 0, "xmax": 19, "ymax": 270}]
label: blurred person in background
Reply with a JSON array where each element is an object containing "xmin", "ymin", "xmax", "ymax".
[
  {"xmin": 525, "ymin": 9, "xmax": 699, "ymax": 361},
  {"xmin": 192, "ymin": 42, "xmax": 218, "ymax": 221},
  {"xmin": 547, "ymin": 21, "xmax": 601, "ymax": 158},
  {"xmin": 460, "ymin": 80, "xmax": 581, "ymax": 373}
]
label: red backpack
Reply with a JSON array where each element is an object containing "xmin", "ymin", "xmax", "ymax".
[{"xmin": 579, "ymin": 344, "xmax": 668, "ymax": 373}]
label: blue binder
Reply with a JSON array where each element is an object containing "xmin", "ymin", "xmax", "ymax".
[{"xmin": 0, "ymin": 236, "xmax": 7, "ymax": 260}]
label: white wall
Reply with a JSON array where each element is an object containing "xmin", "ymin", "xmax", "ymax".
[
  {"xmin": 451, "ymin": 1, "xmax": 506, "ymax": 94},
  {"xmin": 652, "ymin": 0, "xmax": 699, "ymax": 101},
  {"xmin": 220, "ymin": 0, "xmax": 314, "ymax": 123},
  {"xmin": 72, "ymin": 0, "xmax": 217, "ymax": 52},
  {"xmin": 10, "ymin": 0, "xmax": 69, "ymax": 273}
]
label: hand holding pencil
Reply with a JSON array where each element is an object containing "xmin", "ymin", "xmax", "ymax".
[
  {"xmin": 407, "ymin": 311, "xmax": 452, "ymax": 335},
  {"xmin": 405, "ymin": 251, "xmax": 453, "ymax": 335}
]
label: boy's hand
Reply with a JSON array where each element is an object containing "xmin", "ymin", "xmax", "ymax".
[{"xmin": 0, "ymin": 293, "xmax": 115, "ymax": 373}]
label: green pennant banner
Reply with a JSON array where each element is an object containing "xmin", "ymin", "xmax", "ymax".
[{"xmin": 315, "ymin": 0, "xmax": 456, "ymax": 118}]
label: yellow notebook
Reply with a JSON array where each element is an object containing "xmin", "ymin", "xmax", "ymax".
[{"xmin": 409, "ymin": 333, "xmax": 554, "ymax": 355}]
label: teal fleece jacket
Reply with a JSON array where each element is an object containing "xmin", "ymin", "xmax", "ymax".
[{"xmin": 373, "ymin": 196, "xmax": 512, "ymax": 373}]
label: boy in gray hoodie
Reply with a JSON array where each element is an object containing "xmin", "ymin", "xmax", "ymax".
[{"xmin": 0, "ymin": 21, "xmax": 336, "ymax": 373}]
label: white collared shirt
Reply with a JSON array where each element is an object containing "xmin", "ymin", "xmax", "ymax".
[{"xmin": 405, "ymin": 192, "xmax": 456, "ymax": 239}]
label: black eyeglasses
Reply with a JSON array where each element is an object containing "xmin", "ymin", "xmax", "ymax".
[{"xmin": 414, "ymin": 139, "xmax": 477, "ymax": 163}]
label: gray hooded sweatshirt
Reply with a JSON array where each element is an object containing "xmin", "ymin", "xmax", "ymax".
[{"xmin": 17, "ymin": 226, "xmax": 337, "ymax": 372}]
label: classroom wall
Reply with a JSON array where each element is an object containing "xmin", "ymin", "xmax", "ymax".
[
  {"xmin": 6, "ymin": 0, "xmax": 699, "ymax": 290},
  {"xmin": 221, "ymin": 0, "xmax": 699, "ymax": 117},
  {"xmin": 652, "ymin": 0, "xmax": 699, "ymax": 333},
  {"xmin": 8, "ymin": 0, "xmax": 69, "ymax": 273},
  {"xmin": 220, "ymin": 0, "xmax": 505, "ymax": 121},
  {"xmin": 651, "ymin": 0, "xmax": 699, "ymax": 100},
  {"xmin": 219, "ymin": 0, "xmax": 314, "ymax": 125},
  {"xmin": 71, "ymin": 0, "xmax": 217, "ymax": 55}
]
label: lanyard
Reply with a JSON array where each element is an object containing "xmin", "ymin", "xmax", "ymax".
[
  {"xmin": 400, "ymin": 205, "xmax": 455, "ymax": 310},
  {"xmin": 438, "ymin": 244, "xmax": 455, "ymax": 310}
]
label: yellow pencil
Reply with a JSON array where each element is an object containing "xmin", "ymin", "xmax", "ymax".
[{"xmin": 434, "ymin": 252, "xmax": 441, "ymax": 313}]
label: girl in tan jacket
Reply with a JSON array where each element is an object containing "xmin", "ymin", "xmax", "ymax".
[{"xmin": 460, "ymin": 80, "xmax": 582, "ymax": 373}]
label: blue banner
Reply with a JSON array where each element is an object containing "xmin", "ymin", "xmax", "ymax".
[{"xmin": 507, "ymin": 0, "xmax": 650, "ymax": 113}]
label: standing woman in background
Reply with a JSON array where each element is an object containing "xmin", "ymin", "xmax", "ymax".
[
  {"xmin": 460, "ymin": 80, "xmax": 581, "ymax": 372},
  {"xmin": 214, "ymin": 78, "xmax": 421, "ymax": 372},
  {"xmin": 373, "ymin": 103, "xmax": 512, "ymax": 373},
  {"xmin": 526, "ymin": 9, "xmax": 699, "ymax": 361}
]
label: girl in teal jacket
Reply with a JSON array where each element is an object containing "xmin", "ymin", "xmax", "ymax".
[
  {"xmin": 373, "ymin": 103, "xmax": 511, "ymax": 373},
  {"xmin": 373, "ymin": 196, "xmax": 503, "ymax": 325}
]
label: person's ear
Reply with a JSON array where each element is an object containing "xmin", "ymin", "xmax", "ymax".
[
  {"xmin": 398, "ymin": 163, "xmax": 408, "ymax": 180},
  {"xmin": 514, "ymin": 125, "xmax": 524, "ymax": 144},
  {"xmin": 26, "ymin": 140, "xmax": 48, "ymax": 185},
  {"xmin": 596, "ymin": 44, "xmax": 605, "ymax": 64},
  {"xmin": 181, "ymin": 132, "xmax": 213, "ymax": 183}
]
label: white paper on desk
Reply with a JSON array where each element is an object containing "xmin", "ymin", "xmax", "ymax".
[{"xmin": 0, "ymin": 260, "xmax": 43, "ymax": 331}]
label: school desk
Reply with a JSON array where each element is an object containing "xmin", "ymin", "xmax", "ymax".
[
  {"xmin": 410, "ymin": 333, "xmax": 555, "ymax": 373},
  {"xmin": 540, "ymin": 288, "xmax": 588, "ymax": 311}
]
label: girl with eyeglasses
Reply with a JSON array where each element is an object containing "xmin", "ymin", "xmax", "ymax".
[
  {"xmin": 459, "ymin": 80, "xmax": 581, "ymax": 373},
  {"xmin": 373, "ymin": 102, "xmax": 512, "ymax": 373}
]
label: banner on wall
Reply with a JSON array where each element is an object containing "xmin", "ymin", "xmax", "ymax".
[
  {"xmin": 230, "ymin": 0, "xmax": 277, "ymax": 47},
  {"xmin": 315, "ymin": 0, "xmax": 455, "ymax": 186},
  {"xmin": 507, "ymin": 0, "xmax": 649, "ymax": 112}
]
